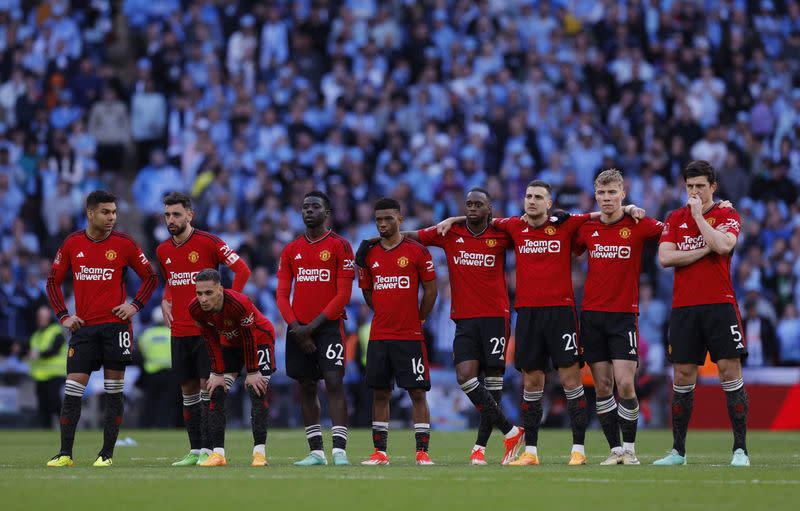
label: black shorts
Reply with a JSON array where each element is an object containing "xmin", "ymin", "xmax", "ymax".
[
  {"xmin": 67, "ymin": 322, "xmax": 133, "ymax": 374},
  {"xmin": 581, "ymin": 311, "xmax": 640, "ymax": 364},
  {"xmin": 668, "ymin": 304, "xmax": 747, "ymax": 365},
  {"xmin": 514, "ymin": 306, "xmax": 581, "ymax": 371},
  {"xmin": 221, "ymin": 343, "xmax": 276, "ymax": 378},
  {"xmin": 285, "ymin": 319, "xmax": 346, "ymax": 381},
  {"xmin": 452, "ymin": 317, "xmax": 509, "ymax": 371},
  {"xmin": 366, "ymin": 340, "xmax": 431, "ymax": 391},
  {"xmin": 171, "ymin": 335, "xmax": 211, "ymax": 383}
]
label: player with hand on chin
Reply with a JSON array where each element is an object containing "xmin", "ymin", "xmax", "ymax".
[
  {"xmin": 654, "ymin": 160, "xmax": 750, "ymax": 467},
  {"xmin": 188, "ymin": 269, "xmax": 276, "ymax": 467}
]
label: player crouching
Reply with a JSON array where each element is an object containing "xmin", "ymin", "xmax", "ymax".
[{"xmin": 189, "ymin": 269, "xmax": 276, "ymax": 467}]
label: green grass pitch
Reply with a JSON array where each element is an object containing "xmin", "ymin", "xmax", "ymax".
[{"xmin": 2, "ymin": 429, "xmax": 798, "ymax": 511}]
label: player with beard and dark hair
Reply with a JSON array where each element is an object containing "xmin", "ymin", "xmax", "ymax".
[
  {"xmin": 46, "ymin": 190, "xmax": 158, "ymax": 467},
  {"xmin": 276, "ymin": 191, "xmax": 355, "ymax": 466},
  {"xmin": 156, "ymin": 192, "xmax": 252, "ymax": 466}
]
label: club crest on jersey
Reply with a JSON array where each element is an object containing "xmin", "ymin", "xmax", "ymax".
[
  {"xmin": 397, "ymin": 256, "xmax": 409, "ymax": 268},
  {"xmin": 224, "ymin": 319, "xmax": 233, "ymax": 328},
  {"xmin": 485, "ymin": 239, "xmax": 497, "ymax": 247},
  {"xmin": 545, "ymin": 226, "xmax": 557, "ymax": 235},
  {"xmin": 619, "ymin": 227, "xmax": 631, "ymax": 239},
  {"xmin": 319, "ymin": 250, "xmax": 331, "ymax": 261},
  {"xmin": 188, "ymin": 251, "xmax": 200, "ymax": 263},
  {"xmin": 706, "ymin": 217, "xmax": 716, "ymax": 226},
  {"xmin": 105, "ymin": 249, "xmax": 117, "ymax": 261}
]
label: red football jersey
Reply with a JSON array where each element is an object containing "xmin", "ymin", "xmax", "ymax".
[
  {"xmin": 189, "ymin": 289, "xmax": 276, "ymax": 374},
  {"xmin": 157, "ymin": 229, "xmax": 246, "ymax": 337},
  {"xmin": 358, "ymin": 237, "xmax": 436, "ymax": 340},
  {"xmin": 418, "ymin": 224, "xmax": 511, "ymax": 319},
  {"xmin": 276, "ymin": 230, "xmax": 355, "ymax": 324},
  {"xmin": 494, "ymin": 214, "xmax": 590, "ymax": 308},
  {"xmin": 574, "ymin": 216, "xmax": 663, "ymax": 313},
  {"xmin": 47, "ymin": 231, "xmax": 158, "ymax": 326},
  {"xmin": 660, "ymin": 203, "xmax": 741, "ymax": 308}
]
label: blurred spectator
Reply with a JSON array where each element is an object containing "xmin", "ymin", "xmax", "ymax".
[
  {"xmin": 26, "ymin": 305, "xmax": 67, "ymax": 428},
  {"xmin": 742, "ymin": 298, "xmax": 779, "ymax": 367},
  {"xmin": 89, "ymin": 87, "xmax": 130, "ymax": 172}
]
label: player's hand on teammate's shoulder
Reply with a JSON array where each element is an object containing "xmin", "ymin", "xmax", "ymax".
[
  {"xmin": 549, "ymin": 210, "xmax": 570, "ymax": 225},
  {"xmin": 719, "ymin": 200, "xmax": 733, "ymax": 209},
  {"xmin": 355, "ymin": 239, "xmax": 379, "ymax": 268},
  {"xmin": 112, "ymin": 303, "xmax": 139, "ymax": 321},
  {"xmin": 61, "ymin": 315, "xmax": 84, "ymax": 333},
  {"xmin": 623, "ymin": 204, "xmax": 646, "ymax": 223},
  {"xmin": 436, "ymin": 217, "xmax": 457, "ymax": 236}
]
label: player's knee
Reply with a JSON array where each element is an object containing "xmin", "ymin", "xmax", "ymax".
[
  {"xmin": 615, "ymin": 379, "xmax": 636, "ymax": 399},
  {"xmin": 408, "ymin": 389, "xmax": 427, "ymax": 404},
  {"xmin": 717, "ymin": 359, "xmax": 742, "ymax": 382},
  {"xmin": 299, "ymin": 379, "xmax": 318, "ymax": 396},
  {"xmin": 673, "ymin": 365, "xmax": 696, "ymax": 384},
  {"xmin": 323, "ymin": 374, "xmax": 344, "ymax": 395},
  {"xmin": 455, "ymin": 369, "xmax": 473, "ymax": 386}
]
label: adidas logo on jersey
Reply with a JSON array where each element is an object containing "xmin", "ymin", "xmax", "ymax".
[
  {"xmin": 522, "ymin": 228, "xmax": 529, "ymax": 233},
  {"xmin": 77, "ymin": 252, "xmax": 85, "ymax": 258},
  {"xmin": 372, "ymin": 262, "xmax": 380, "ymax": 269},
  {"xmin": 456, "ymin": 237, "xmax": 465, "ymax": 243},
  {"xmin": 165, "ymin": 258, "xmax": 171, "ymax": 264},
  {"xmin": 592, "ymin": 231, "xmax": 599, "ymax": 237},
  {"xmin": 679, "ymin": 223, "xmax": 688, "ymax": 229},
  {"xmin": 736, "ymin": 342, "xmax": 744, "ymax": 349},
  {"xmin": 629, "ymin": 348, "xmax": 637, "ymax": 355},
  {"xmin": 416, "ymin": 374, "xmax": 424, "ymax": 381},
  {"xmin": 335, "ymin": 360, "xmax": 343, "ymax": 366},
  {"xmin": 295, "ymin": 254, "xmax": 302, "ymax": 260},
  {"xmin": 123, "ymin": 349, "xmax": 130, "ymax": 355}
]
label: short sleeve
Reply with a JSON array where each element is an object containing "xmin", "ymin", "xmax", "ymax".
[{"xmin": 572, "ymin": 227, "xmax": 587, "ymax": 256}]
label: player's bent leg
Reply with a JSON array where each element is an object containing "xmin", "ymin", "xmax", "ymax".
[
  {"xmin": 200, "ymin": 385, "xmax": 228, "ymax": 467},
  {"xmin": 322, "ymin": 371, "xmax": 349, "ymax": 465},
  {"xmin": 197, "ymin": 378, "xmax": 211, "ymax": 464},
  {"xmin": 247, "ymin": 375, "xmax": 270, "ymax": 467},
  {"xmin": 718, "ymin": 358, "xmax": 749, "ymax": 464},
  {"xmin": 558, "ymin": 363, "xmax": 588, "ymax": 465},
  {"xmin": 362, "ymin": 388, "xmax": 391, "ymax": 465},
  {"xmin": 612, "ymin": 360, "xmax": 640, "ymax": 465}
]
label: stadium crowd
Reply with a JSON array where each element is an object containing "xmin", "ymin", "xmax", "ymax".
[{"xmin": 1, "ymin": 0, "xmax": 800, "ymax": 425}]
